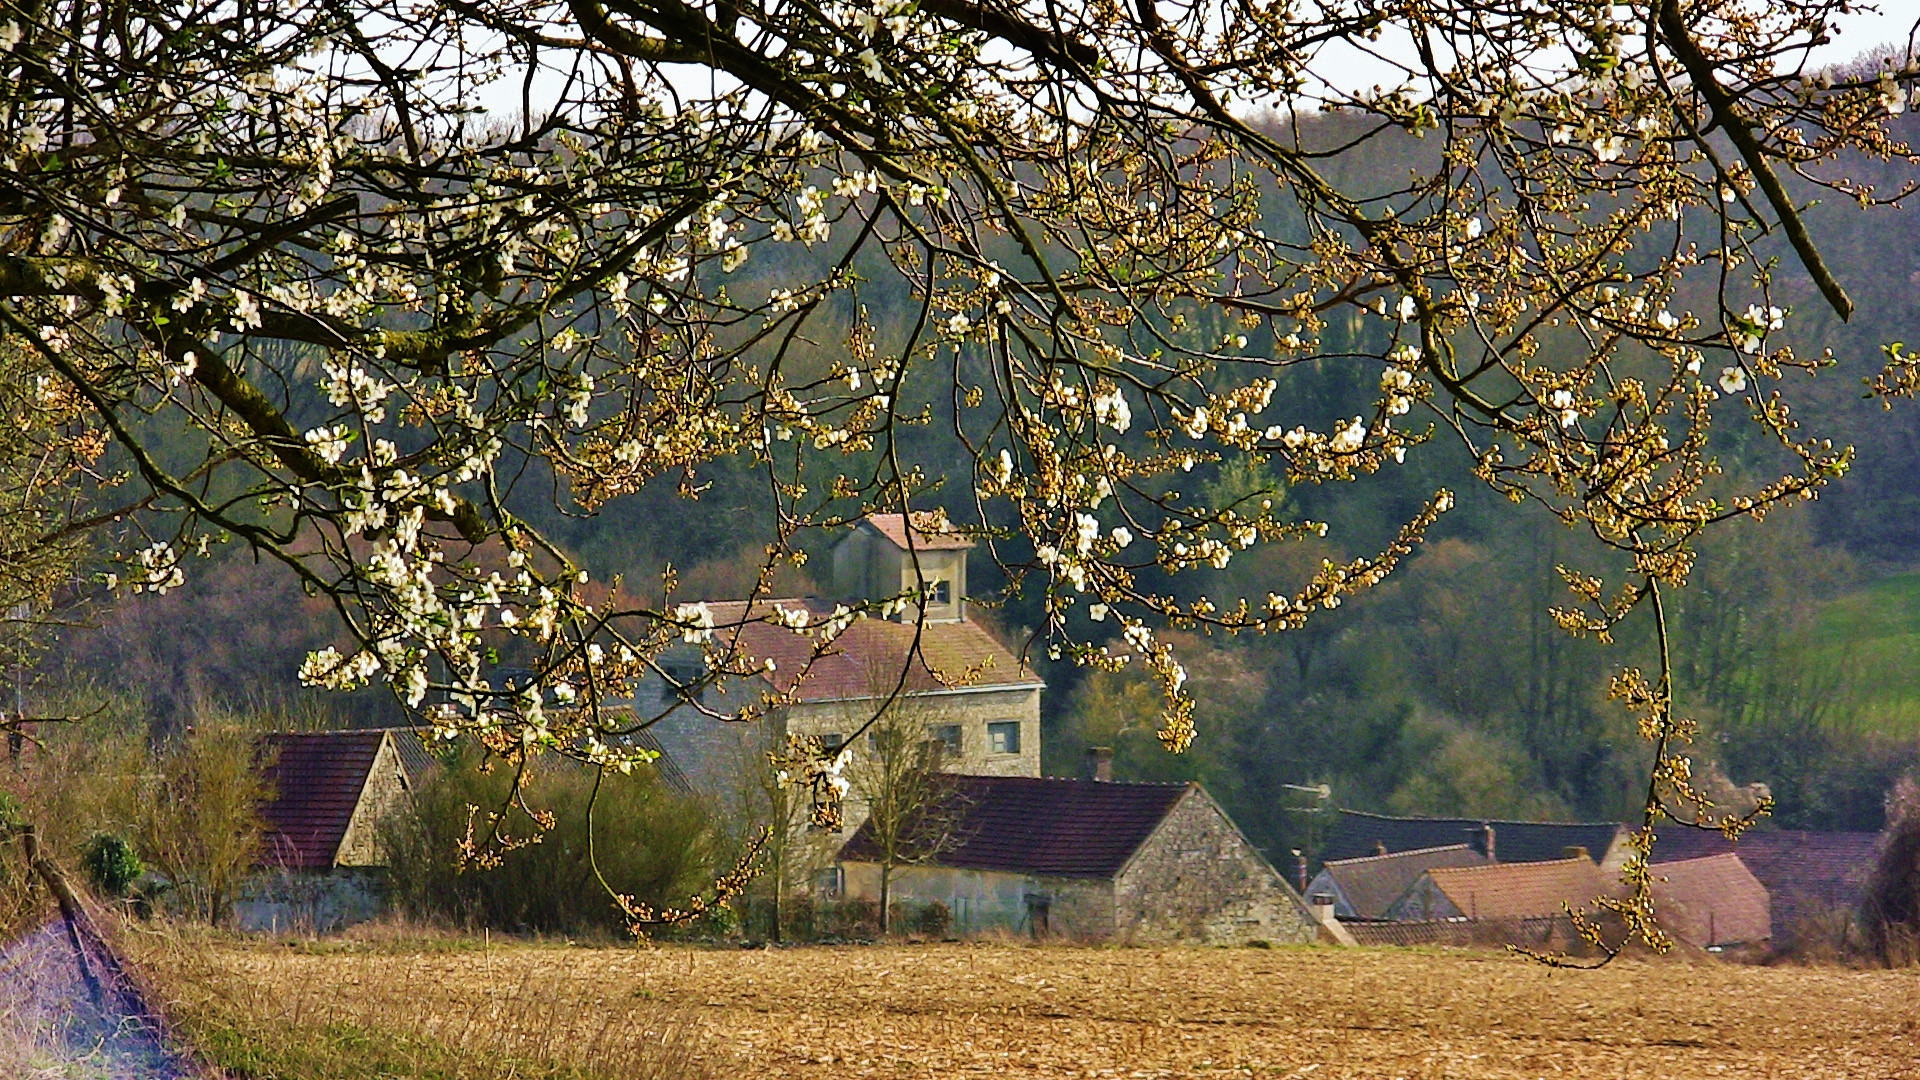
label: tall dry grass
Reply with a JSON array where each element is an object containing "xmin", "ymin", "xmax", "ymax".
[{"xmin": 132, "ymin": 926, "xmax": 721, "ymax": 1080}]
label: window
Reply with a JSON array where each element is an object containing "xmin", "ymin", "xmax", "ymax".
[
  {"xmin": 924, "ymin": 579, "xmax": 951, "ymax": 605},
  {"xmin": 932, "ymin": 724, "xmax": 962, "ymax": 758},
  {"xmin": 820, "ymin": 732, "xmax": 846, "ymax": 754},
  {"xmin": 988, "ymin": 720, "xmax": 1021, "ymax": 755}
]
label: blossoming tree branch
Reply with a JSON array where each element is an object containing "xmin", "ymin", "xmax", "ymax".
[{"xmin": 2, "ymin": 0, "xmax": 1916, "ymax": 947}]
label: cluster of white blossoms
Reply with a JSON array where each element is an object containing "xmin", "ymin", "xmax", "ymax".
[{"xmin": 5, "ymin": 0, "xmax": 1900, "ymax": 934}]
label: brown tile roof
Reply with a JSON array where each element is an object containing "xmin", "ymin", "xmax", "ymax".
[
  {"xmin": 863, "ymin": 512, "xmax": 976, "ymax": 551},
  {"xmin": 838, "ymin": 776, "xmax": 1191, "ymax": 878},
  {"xmin": 707, "ymin": 598, "xmax": 1042, "ymax": 702},
  {"xmin": 258, "ymin": 730, "xmax": 387, "ymax": 870},
  {"xmin": 1649, "ymin": 827, "xmax": 1879, "ymax": 929},
  {"xmin": 1650, "ymin": 853, "xmax": 1771, "ymax": 946},
  {"xmin": 1319, "ymin": 844, "xmax": 1487, "ymax": 919},
  {"xmin": 1424, "ymin": 856, "xmax": 1619, "ymax": 920}
]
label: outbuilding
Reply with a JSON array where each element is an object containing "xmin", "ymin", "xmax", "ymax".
[{"xmin": 835, "ymin": 772, "xmax": 1317, "ymax": 944}]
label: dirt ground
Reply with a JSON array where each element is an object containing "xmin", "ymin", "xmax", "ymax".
[{"xmin": 180, "ymin": 938, "xmax": 1920, "ymax": 1079}]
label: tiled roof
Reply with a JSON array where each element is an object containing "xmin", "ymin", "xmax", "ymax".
[
  {"xmin": 838, "ymin": 775, "xmax": 1190, "ymax": 879},
  {"xmin": 1649, "ymin": 827, "xmax": 1879, "ymax": 929},
  {"xmin": 388, "ymin": 728, "xmax": 438, "ymax": 785},
  {"xmin": 707, "ymin": 598, "xmax": 1042, "ymax": 702},
  {"xmin": 1324, "ymin": 809, "xmax": 1625, "ymax": 865},
  {"xmin": 1319, "ymin": 844, "xmax": 1486, "ymax": 919},
  {"xmin": 258, "ymin": 730, "xmax": 387, "ymax": 870},
  {"xmin": 863, "ymin": 512, "xmax": 976, "ymax": 551},
  {"xmin": 1424, "ymin": 856, "xmax": 1618, "ymax": 920},
  {"xmin": 1650, "ymin": 853, "xmax": 1771, "ymax": 946}
]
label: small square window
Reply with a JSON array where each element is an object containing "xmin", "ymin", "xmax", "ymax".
[
  {"xmin": 932, "ymin": 724, "xmax": 962, "ymax": 758},
  {"xmin": 925, "ymin": 579, "xmax": 951, "ymax": 605},
  {"xmin": 820, "ymin": 732, "xmax": 845, "ymax": 754},
  {"xmin": 988, "ymin": 721, "xmax": 1021, "ymax": 755}
]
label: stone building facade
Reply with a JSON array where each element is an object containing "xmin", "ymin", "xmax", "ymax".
[
  {"xmin": 629, "ymin": 513, "xmax": 1043, "ymax": 835},
  {"xmin": 837, "ymin": 775, "xmax": 1318, "ymax": 945}
]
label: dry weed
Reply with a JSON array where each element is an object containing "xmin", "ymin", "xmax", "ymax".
[
  {"xmin": 134, "ymin": 927, "xmax": 717, "ymax": 1080},
  {"xmin": 153, "ymin": 937, "xmax": 1920, "ymax": 1079}
]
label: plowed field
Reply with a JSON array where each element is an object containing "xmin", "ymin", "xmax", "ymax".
[{"xmin": 166, "ymin": 939, "xmax": 1920, "ymax": 1078}]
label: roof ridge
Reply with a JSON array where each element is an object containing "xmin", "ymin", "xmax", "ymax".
[
  {"xmin": 1324, "ymin": 843, "xmax": 1474, "ymax": 867},
  {"xmin": 1006, "ymin": 774, "xmax": 1190, "ymax": 788},
  {"xmin": 1338, "ymin": 809, "xmax": 1629, "ymax": 828},
  {"xmin": 1428, "ymin": 854, "xmax": 1593, "ymax": 876}
]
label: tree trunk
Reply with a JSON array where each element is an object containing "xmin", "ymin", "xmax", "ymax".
[
  {"xmin": 771, "ymin": 858, "xmax": 784, "ymax": 944},
  {"xmin": 879, "ymin": 863, "xmax": 892, "ymax": 935}
]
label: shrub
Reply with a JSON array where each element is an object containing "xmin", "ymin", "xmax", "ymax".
[
  {"xmin": 138, "ymin": 724, "xmax": 274, "ymax": 924},
  {"xmin": 1861, "ymin": 776, "xmax": 1920, "ymax": 964},
  {"xmin": 384, "ymin": 747, "xmax": 718, "ymax": 935},
  {"xmin": 82, "ymin": 832, "xmax": 144, "ymax": 896}
]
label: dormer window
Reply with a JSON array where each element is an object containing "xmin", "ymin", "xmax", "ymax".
[{"xmin": 924, "ymin": 579, "xmax": 951, "ymax": 606}]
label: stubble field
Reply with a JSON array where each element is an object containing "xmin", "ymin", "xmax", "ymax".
[{"xmin": 151, "ymin": 936, "xmax": 1920, "ymax": 1079}]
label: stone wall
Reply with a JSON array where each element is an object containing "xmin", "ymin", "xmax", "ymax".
[
  {"xmin": 1112, "ymin": 788, "xmax": 1317, "ymax": 945},
  {"xmin": 336, "ymin": 733, "xmax": 411, "ymax": 868},
  {"xmin": 841, "ymin": 863, "xmax": 1116, "ymax": 939}
]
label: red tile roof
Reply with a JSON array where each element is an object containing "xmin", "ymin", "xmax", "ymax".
[
  {"xmin": 707, "ymin": 598, "xmax": 1042, "ymax": 702},
  {"xmin": 258, "ymin": 731, "xmax": 387, "ymax": 870},
  {"xmin": 1650, "ymin": 853, "xmax": 1771, "ymax": 946},
  {"xmin": 863, "ymin": 512, "xmax": 976, "ymax": 551},
  {"xmin": 837, "ymin": 776, "xmax": 1191, "ymax": 878},
  {"xmin": 1424, "ymin": 856, "xmax": 1618, "ymax": 920},
  {"xmin": 1649, "ymin": 828, "xmax": 1879, "ymax": 930}
]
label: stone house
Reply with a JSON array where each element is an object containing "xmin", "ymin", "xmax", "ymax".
[
  {"xmin": 235, "ymin": 728, "xmax": 434, "ymax": 932},
  {"xmin": 834, "ymin": 767, "xmax": 1318, "ymax": 944},
  {"xmin": 1304, "ymin": 843, "xmax": 1487, "ymax": 920},
  {"xmin": 637, "ymin": 513, "xmax": 1044, "ymax": 832}
]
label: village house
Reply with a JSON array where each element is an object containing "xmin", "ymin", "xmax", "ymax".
[
  {"xmin": 1649, "ymin": 827, "xmax": 1879, "ymax": 940},
  {"xmin": 835, "ymin": 755, "xmax": 1319, "ymax": 944},
  {"xmin": 1304, "ymin": 843, "xmax": 1487, "ymax": 920},
  {"xmin": 235, "ymin": 728, "xmax": 435, "ymax": 932},
  {"xmin": 1377, "ymin": 851, "xmax": 1770, "ymax": 949},
  {"xmin": 636, "ymin": 513, "xmax": 1044, "ymax": 833}
]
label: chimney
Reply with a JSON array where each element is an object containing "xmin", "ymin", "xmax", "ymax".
[
  {"xmin": 1292, "ymin": 849, "xmax": 1308, "ymax": 894},
  {"xmin": 1308, "ymin": 893, "xmax": 1338, "ymax": 923},
  {"xmin": 1482, "ymin": 823, "xmax": 1497, "ymax": 864},
  {"xmin": 1562, "ymin": 845, "xmax": 1590, "ymax": 862},
  {"xmin": 1085, "ymin": 746, "xmax": 1113, "ymax": 782}
]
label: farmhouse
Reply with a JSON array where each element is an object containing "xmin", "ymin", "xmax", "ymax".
[
  {"xmin": 236, "ymin": 728, "xmax": 435, "ymax": 932},
  {"xmin": 638, "ymin": 513, "xmax": 1044, "ymax": 829},
  {"xmin": 1304, "ymin": 843, "xmax": 1487, "ymax": 920},
  {"xmin": 835, "ymin": 769, "xmax": 1318, "ymax": 945}
]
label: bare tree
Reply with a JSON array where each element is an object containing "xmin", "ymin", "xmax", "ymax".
[{"xmin": 845, "ymin": 695, "xmax": 970, "ymax": 935}]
